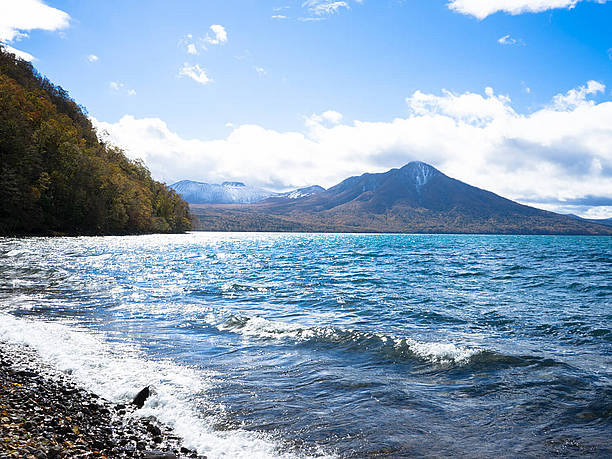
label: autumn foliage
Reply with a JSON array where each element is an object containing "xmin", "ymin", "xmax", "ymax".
[{"xmin": 0, "ymin": 47, "xmax": 191, "ymax": 236}]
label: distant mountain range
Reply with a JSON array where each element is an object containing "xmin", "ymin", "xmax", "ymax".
[
  {"xmin": 170, "ymin": 180, "xmax": 324, "ymax": 204},
  {"xmin": 178, "ymin": 162, "xmax": 612, "ymax": 235}
]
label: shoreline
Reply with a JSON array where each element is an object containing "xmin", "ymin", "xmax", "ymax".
[{"xmin": 0, "ymin": 341, "xmax": 203, "ymax": 459}]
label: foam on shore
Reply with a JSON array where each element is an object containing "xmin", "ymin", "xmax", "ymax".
[{"xmin": 0, "ymin": 313, "xmax": 324, "ymax": 458}]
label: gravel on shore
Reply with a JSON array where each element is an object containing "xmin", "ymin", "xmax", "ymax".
[{"xmin": 0, "ymin": 340, "xmax": 205, "ymax": 459}]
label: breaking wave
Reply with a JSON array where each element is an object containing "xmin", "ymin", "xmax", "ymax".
[
  {"xmin": 219, "ymin": 315, "xmax": 481, "ymax": 365},
  {"xmin": 0, "ymin": 313, "xmax": 325, "ymax": 459}
]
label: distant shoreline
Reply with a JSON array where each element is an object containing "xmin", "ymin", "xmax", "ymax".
[
  {"xmin": 189, "ymin": 229, "xmax": 612, "ymax": 236},
  {"xmin": 1, "ymin": 230, "xmax": 612, "ymax": 239}
]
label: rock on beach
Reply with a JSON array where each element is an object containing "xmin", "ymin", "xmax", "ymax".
[{"xmin": 0, "ymin": 341, "xmax": 205, "ymax": 459}]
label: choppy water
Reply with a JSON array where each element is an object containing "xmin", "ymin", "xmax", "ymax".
[{"xmin": 0, "ymin": 233, "xmax": 610, "ymax": 458}]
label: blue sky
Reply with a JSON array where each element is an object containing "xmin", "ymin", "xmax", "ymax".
[{"xmin": 2, "ymin": 0, "xmax": 612, "ymax": 217}]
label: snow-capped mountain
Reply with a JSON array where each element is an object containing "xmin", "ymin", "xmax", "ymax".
[
  {"xmin": 276, "ymin": 185, "xmax": 326, "ymax": 200},
  {"xmin": 170, "ymin": 181, "xmax": 275, "ymax": 204},
  {"xmin": 169, "ymin": 181, "xmax": 324, "ymax": 204},
  {"xmin": 178, "ymin": 162, "xmax": 612, "ymax": 235}
]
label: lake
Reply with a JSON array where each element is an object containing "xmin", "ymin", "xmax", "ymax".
[{"xmin": 0, "ymin": 233, "xmax": 610, "ymax": 458}]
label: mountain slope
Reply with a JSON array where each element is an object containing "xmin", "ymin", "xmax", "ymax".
[
  {"xmin": 170, "ymin": 180, "xmax": 325, "ymax": 204},
  {"xmin": 567, "ymin": 214, "xmax": 612, "ymax": 227},
  {"xmin": 170, "ymin": 180, "xmax": 276, "ymax": 204},
  {"xmin": 0, "ymin": 47, "xmax": 191, "ymax": 235},
  {"xmin": 190, "ymin": 162, "xmax": 612, "ymax": 235}
]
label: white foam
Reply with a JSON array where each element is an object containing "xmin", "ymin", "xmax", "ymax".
[
  {"xmin": 0, "ymin": 313, "xmax": 318, "ymax": 458},
  {"xmin": 220, "ymin": 316, "xmax": 304, "ymax": 339},
  {"xmin": 221, "ymin": 315, "xmax": 480, "ymax": 364},
  {"xmin": 395, "ymin": 337, "xmax": 479, "ymax": 364}
]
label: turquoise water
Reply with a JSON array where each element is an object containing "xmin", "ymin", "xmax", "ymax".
[{"xmin": 0, "ymin": 233, "xmax": 610, "ymax": 457}]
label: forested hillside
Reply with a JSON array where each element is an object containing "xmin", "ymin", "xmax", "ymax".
[{"xmin": 0, "ymin": 47, "xmax": 191, "ymax": 236}]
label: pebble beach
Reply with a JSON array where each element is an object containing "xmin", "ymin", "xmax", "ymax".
[{"xmin": 0, "ymin": 341, "xmax": 203, "ymax": 459}]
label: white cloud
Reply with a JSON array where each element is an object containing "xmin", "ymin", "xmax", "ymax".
[
  {"xmin": 178, "ymin": 63, "xmax": 211, "ymax": 85},
  {"xmin": 92, "ymin": 81, "xmax": 612, "ymax": 217},
  {"xmin": 498, "ymin": 34, "xmax": 524, "ymax": 45},
  {"xmin": 0, "ymin": 0, "xmax": 70, "ymax": 42},
  {"xmin": 87, "ymin": 54, "xmax": 99, "ymax": 62},
  {"xmin": 110, "ymin": 81, "xmax": 137, "ymax": 96},
  {"xmin": 1, "ymin": 43, "xmax": 35, "ymax": 61},
  {"xmin": 186, "ymin": 43, "xmax": 198, "ymax": 55},
  {"xmin": 204, "ymin": 24, "xmax": 227, "ymax": 46},
  {"xmin": 302, "ymin": 0, "xmax": 353, "ymax": 16},
  {"xmin": 407, "ymin": 87, "xmax": 514, "ymax": 126},
  {"xmin": 272, "ymin": 15, "xmax": 288, "ymax": 19},
  {"xmin": 303, "ymin": 0, "xmax": 350, "ymax": 15},
  {"xmin": 306, "ymin": 110, "xmax": 344, "ymax": 127},
  {"xmin": 254, "ymin": 66, "xmax": 267, "ymax": 76},
  {"xmin": 0, "ymin": 0, "xmax": 70, "ymax": 61},
  {"xmin": 448, "ymin": 0, "xmax": 608, "ymax": 19},
  {"xmin": 183, "ymin": 25, "xmax": 227, "ymax": 54},
  {"xmin": 180, "ymin": 34, "xmax": 197, "ymax": 54},
  {"xmin": 551, "ymin": 80, "xmax": 605, "ymax": 110},
  {"xmin": 300, "ymin": 0, "xmax": 363, "ymax": 18}
]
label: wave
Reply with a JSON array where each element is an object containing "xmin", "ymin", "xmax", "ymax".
[
  {"xmin": 218, "ymin": 315, "xmax": 481, "ymax": 365},
  {"xmin": 0, "ymin": 313, "xmax": 323, "ymax": 459},
  {"xmin": 217, "ymin": 316, "xmax": 573, "ymax": 372}
]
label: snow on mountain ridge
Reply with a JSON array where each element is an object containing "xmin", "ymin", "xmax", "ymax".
[
  {"xmin": 170, "ymin": 181, "xmax": 324, "ymax": 204},
  {"xmin": 401, "ymin": 161, "xmax": 440, "ymax": 190},
  {"xmin": 170, "ymin": 180, "xmax": 275, "ymax": 204}
]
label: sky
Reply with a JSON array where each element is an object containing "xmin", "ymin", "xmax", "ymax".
[{"xmin": 1, "ymin": 0, "xmax": 611, "ymax": 218}]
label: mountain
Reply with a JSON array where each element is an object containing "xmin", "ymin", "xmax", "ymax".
[
  {"xmin": 170, "ymin": 180, "xmax": 275, "ymax": 204},
  {"xmin": 189, "ymin": 162, "xmax": 612, "ymax": 235},
  {"xmin": 170, "ymin": 181, "xmax": 324, "ymax": 204},
  {"xmin": 566, "ymin": 214, "xmax": 612, "ymax": 227},
  {"xmin": 276, "ymin": 185, "xmax": 326, "ymax": 200},
  {"xmin": 0, "ymin": 47, "xmax": 192, "ymax": 235}
]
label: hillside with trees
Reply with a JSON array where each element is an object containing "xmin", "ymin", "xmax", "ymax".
[{"xmin": 0, "ymin": 47, "xmax": 191, "ymax": 236}]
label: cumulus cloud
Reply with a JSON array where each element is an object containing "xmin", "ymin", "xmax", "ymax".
[
  {"xmin": 178, "ymin": 63, "xmax": 211, "ymax": 85},
  {"xmin": 87, "ymin": 54, "xmax": 99, "ymax": 62},
  {"xmin": 306, "ymin": 110, "xmax": 344, "ymax": 127},
  {"xmin": 551, "ymin": 80, "xmax": 605, "ymax": 109},
  {"xmin": 448, "ymin": 0, "xmax": 608, "ymax": 19},
  {"xmin": 182, "ymin": 25, "xmax": 227, "ymax": 54},
  {"xmin": 0, "ymin": 0, "xmax": 70, "ymax": 60},
  {"xmin": 204, "ymin": 24, "xmax": 227, "ymax": 45},
  {"xmin": 92, "ymin": 81, "xmax": 612, "ymax": 217},
  {"xmin": 0, "ymin": 0, "xmax": 70, "ymax": 42}
]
